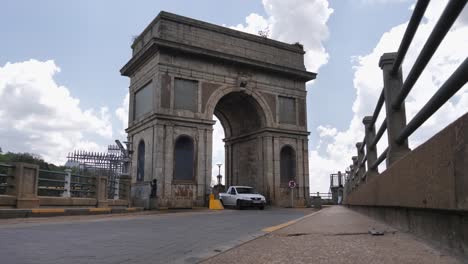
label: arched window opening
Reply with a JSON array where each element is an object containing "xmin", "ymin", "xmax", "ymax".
[
  {"xmin": 174, "ymin": 136, "xmax": 195, "ymax": 181},
  {"xmin": 280, "ymin": 146, "xmax": 296, "ymax": 184},
  {"xmin": 137, "ymin": 141, "xmax": 145, "ymax": 182}
]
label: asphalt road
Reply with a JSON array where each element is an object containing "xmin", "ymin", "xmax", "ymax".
[{"xmin": 0, "ymin": 208, "xmax": 313, "ymax": 264}]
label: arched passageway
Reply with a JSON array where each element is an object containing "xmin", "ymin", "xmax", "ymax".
[{"xmin": 212, "ymin": 91, "xmax": 268, "ymax": 194}]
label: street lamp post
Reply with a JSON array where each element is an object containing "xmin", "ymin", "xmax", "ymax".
[{"xmin": 216, "ymin": 163, "xmax": 222, "ymax": 185}]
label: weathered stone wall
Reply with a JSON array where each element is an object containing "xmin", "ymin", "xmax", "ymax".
[{"xmin": 345, "ymin": 112, "xmax": 468, "ymax": 210}]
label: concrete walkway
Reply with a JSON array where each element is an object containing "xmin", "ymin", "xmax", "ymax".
[{"xmin": 202, "ymin": 206, "xmax": 463, "ymax": 264}]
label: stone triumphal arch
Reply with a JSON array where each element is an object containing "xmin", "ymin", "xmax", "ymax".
[{"xmin": 121, "ymin": 12, "xmax": 316, "ymax": 208}]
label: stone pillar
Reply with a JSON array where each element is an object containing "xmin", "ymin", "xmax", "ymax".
[
  {"xmin": 356, "ymin": 142, "xmax": 366, "ymax": 182},
  {"xmin": 379, "ymin": 52, "xmax": 410, "ymax": 166},
  {"xmin": 62, "ymin": 169, "xmax": 71, "ymax": 198},
  {"xmin": 14, "ymin": 163, "xmax": 40, "ymax": 208},
  {"xmin": 95, "ymin": 176, "xmax": 109, "ymax": 208},
  {"xmin": 273, "ymin": 137, "xmax": 281, "ymax": 205},
  {"xmin": 197, "ymin": 128, "xmax": 207, "ymax": 206},
  {"xmin": 263, "ymin": 136, "xmax": 274, "ymax": 203},
  {"xmin": 120, "ymin": 175, "xmax": 132, "ymax": 206},
  {"xmin": 205, "ymin": 128, "xmax": 213, "ymax": 206},
  {"xmin": 363, "ymin": 116, "xmax": 379, "ymax": 179},
  {"xmin": 225, "ymin": 143, "xmax": 232, "ymax": 187}
]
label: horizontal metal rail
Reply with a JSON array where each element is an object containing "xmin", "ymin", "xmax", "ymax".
[
  {"xmin": 371, "ymin": 147, "xmax": 388, "ymax": 170},
  {"xmin": 0, "ymin": 173, "xmax": 13, "ymax": 177},
  {"xmin": 359, "ymin": 139, "xmax": 366, "ymax": 153},
  {"xmin": 370, "ymin": 118, "xmax": 387, "ymax": 149},
  {"xmin": 391, "ymin": 0, "xmax": 430, "ymax": 75},
  {"xmin": 38, "ymin": 187, "xmax": 65, "ymax": 191},
  {"xmin": 392, "ymin": 0, "xmax": 467, "ymax": 110},
  {"xmin": 70, "ymin": 181, "xmax": 95, "ymax": 186},
  {"xmin": 0, "ymin": 163, "xmax": 14, "ymax": 168},
  {"xmin": 360, "ymin": 154, "xmax": 368, "ymax": 168},
  {"xmin": 354, "ymin": 153, "xmax": 369, "ymax": 177},
  {"xmin": 396, "ymin": 58, "xmax": 468, "ymax": 144},
  {"xmin": 370, "ymin": 90, "xmax": 385, "ymax": 127},
  {"xmin": 71, "ymin": 174, "xmax": 95, "ymax": 179},
  {"xmin": 362, "ymin": 171, "xmax": 368, "ymax": 179},
  {"xmin": 38, "ymin": 178, "xmax": 66, "ymax": 183},
  {"xmin": 71, "ymin": 189, "xmax": 95, "ymax": 193},
  {"xmin": 39, "ymin": 170, "xmax": 67, "ymax": 175}
]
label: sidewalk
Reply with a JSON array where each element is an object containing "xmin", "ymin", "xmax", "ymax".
[{"xmin": 202, "ymin": 206, "xmax": 463, "ymax": 264}]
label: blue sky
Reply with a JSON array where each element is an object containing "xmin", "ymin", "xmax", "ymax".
[{"xmin": 1, "ymin": 0, "xmax": 467, "ymax": 193}]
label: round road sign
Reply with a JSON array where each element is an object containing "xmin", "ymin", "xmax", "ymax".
[{"xmin": 288, "ymin": 180, "xmax": 296, "ymax": 189}]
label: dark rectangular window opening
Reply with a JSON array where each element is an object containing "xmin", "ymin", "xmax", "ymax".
[
  {"xmin": 134, "ymin": 82, "xmax": 153, "ymax": 120},
  {"xmin": 174, "ymin": 78, "xmax": 198, "ymax": 112},
  {"xmin": 279, "ymin": 96, "xmax": 296, "ymax": 124}
]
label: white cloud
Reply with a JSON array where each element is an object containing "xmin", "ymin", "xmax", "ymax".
[
  {"xmin": 230, "ymin": 0, "xmax": 333, "ymax": 72},
  {"xmin": 0, "ymin": 59, "xmax": 112, "ymax": 165},
  {"xmin": 317, "ymin": 125, "xmax": 338, "ymax": 137},
  {"xmin": 115, "ymin": 92, "xmax": 129, "ymax": 137},
  {"xmin": 310, "ymin": 0, "xmax": 468, "ymax": 193}
]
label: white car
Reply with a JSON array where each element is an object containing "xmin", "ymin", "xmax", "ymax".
[{"xmin": 219, "ymin": 186, "xmax": 266, "ymax": 210}]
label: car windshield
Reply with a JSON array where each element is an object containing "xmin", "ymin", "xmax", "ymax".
[{"xmin": 236, "ymin": 187, "xmax": 258, "ymax": 194}]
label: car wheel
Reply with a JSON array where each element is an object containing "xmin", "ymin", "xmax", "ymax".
[
  {"xmin": 236, "ymin": 200, "xmax": 242, "ymax": 210},
  {"xmin": 258, "ymin": 205, "xmax": 265, "ymax": 210}
]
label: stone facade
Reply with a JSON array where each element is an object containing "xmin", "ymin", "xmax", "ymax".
[{"xmin": 121, "ymin": 11, "xmax": 316, "ymax": 208}]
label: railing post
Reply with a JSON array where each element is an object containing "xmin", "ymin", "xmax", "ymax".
[
  {"xmin": 338, "ymin": 171, "xmax": 342, "ymax": 186},
  {"xmin": 356, "ymin": 142, "xmax": 366, "ymax": 181},
  {"xmin": 351, "ymin": 156, "xmax": 358, "ymax": 188},
  {"xmin": 14, "ymin": 163, "xmax": 40, "ymax": 208},
  {"xmin": 379, "ymin": 52, "xmax": 411, "ymax": 166},
  {"xmin": 62, "ymin": 169, "xmax": 71, "ymax": 198},
  {"xmin": 363, "ymin": 116, "xmax": 379, "ymax": 178}
]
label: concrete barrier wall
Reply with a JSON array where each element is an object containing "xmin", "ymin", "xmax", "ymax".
[
  {"xmin": 345, "ymin": 112, "xmax": 468, "ymax": 210},
  {"xmin": 345, "ymin": 112, "xmax": 468, "ymax": 258}
]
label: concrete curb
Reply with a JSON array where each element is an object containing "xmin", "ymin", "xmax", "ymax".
[{"xmin": 0, "ymin": 207, "xmax": 144, "ymax": 219}]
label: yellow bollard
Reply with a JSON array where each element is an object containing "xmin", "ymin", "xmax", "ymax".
[{"xmin": 209, "ymin": 194, "xmax": 224, "ymax": 210}]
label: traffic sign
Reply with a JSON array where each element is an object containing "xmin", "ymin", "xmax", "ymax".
[{"xmin": 288, "ymin": 180, "xmax": 296, "ymax": 189}]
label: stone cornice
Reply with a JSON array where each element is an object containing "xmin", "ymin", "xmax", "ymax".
[
  {"xmin": 132, "ymin": 11, "xmax": 306, "ymax": 55},
  {"xmin": 121, "ymin": 37, "xmax": 317, "ymax": 81},
  {"xmin": 126, "ymin": 113, "xmax": 216, "ymax": 134},
  {"xmin": 224, "ymin": 127, "xmax": 310, "ymax": 144}
]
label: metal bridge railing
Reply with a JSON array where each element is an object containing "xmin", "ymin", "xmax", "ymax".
[
  {"xmin": 38, "ymin": 169, "xmax": 97, "ymax": 198},
  {"xmin": 345, "ymin": 0, "xmax": 468, "ymax": 194},
  {"xmin": 0, "ymin": 163, "xmax": 15, "ymax": 195}
]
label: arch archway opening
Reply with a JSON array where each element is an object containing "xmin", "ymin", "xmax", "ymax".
[{"xmin": 211, "ymin": 91, "xmax": 268, "ymax": 192}]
